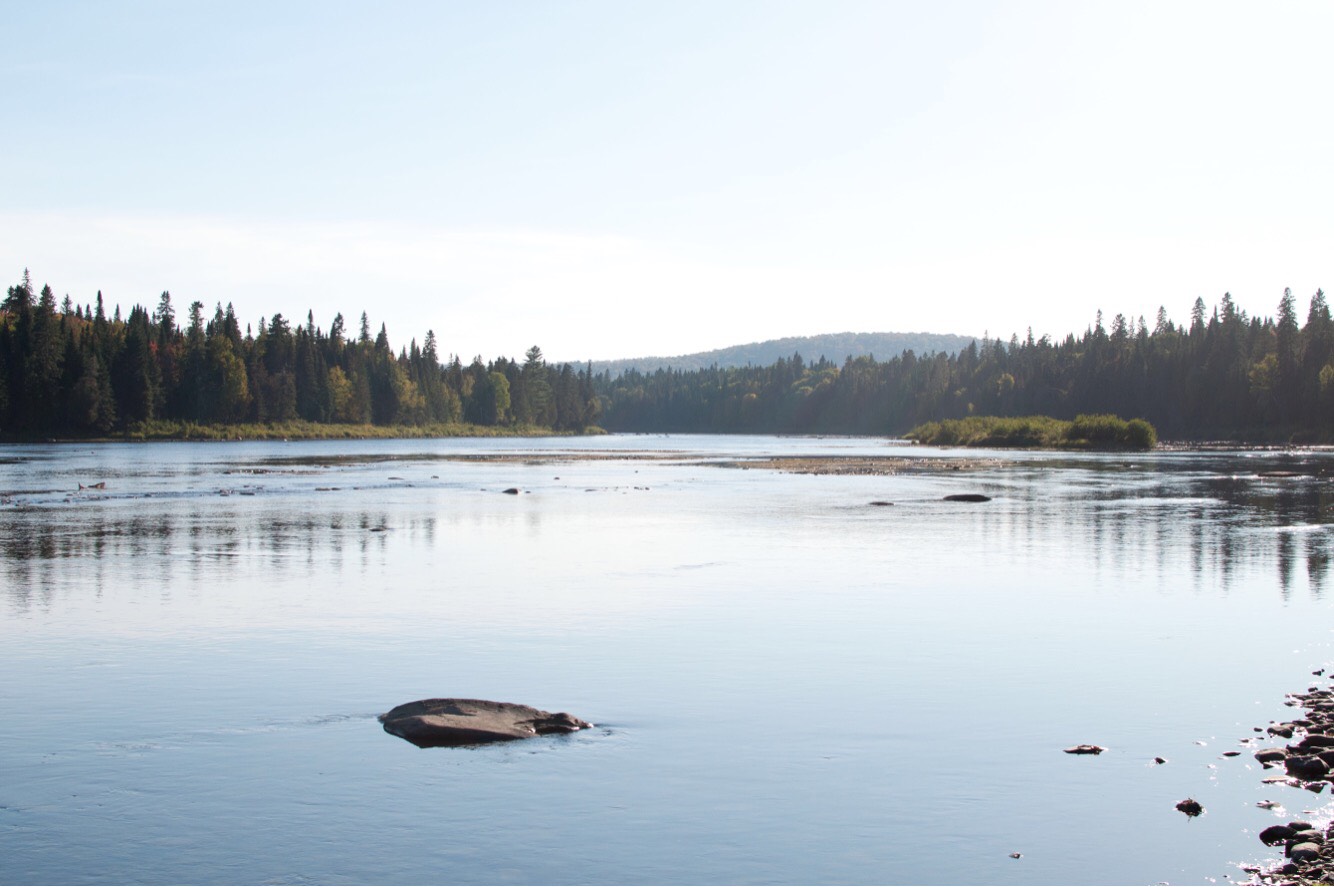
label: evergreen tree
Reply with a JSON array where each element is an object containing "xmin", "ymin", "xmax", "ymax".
[{"xmin": 112, "ymin": 306, "xmax": 161, "ymax": 423}]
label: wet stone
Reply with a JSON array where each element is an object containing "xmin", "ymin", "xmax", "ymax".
[
  {"xmin": 1175, "ymin": 798, "xmax": 1203, "ymax": 817},
  {"xmin": 1256, "ymin": 748, "xmax": 1288, "ymax": 764},
  {"xmin": 1298, "ymin": 734, "xmax": 1334, "ymax": 749},
  {"xmin": 1260, "ymin": 825, "xmax": 1297, "ymax": 846},
  {"xmin": 379, "ymin": 698, "xmax": 591, "ymax": 748},
  {"xmin": 1285, "ymin": 756, "xmax": 1329, "ymax": 780}
]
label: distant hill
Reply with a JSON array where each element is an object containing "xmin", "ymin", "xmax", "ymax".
[{"xmin": 586, "ymin": 331, "xmax": 977, "ymax": 377}]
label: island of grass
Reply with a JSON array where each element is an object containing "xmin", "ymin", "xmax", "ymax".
[{"xmin": 905, "ymin": 414, "xmax": 1157, "ymax": 450}]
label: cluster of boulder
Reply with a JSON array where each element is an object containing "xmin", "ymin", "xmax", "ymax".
[
  {"xmin": 1251, "ymin": 820, "xmax": 1330, "ymax": 882},
  {"xmin": 1251, "ymin": 689, "xmax": 1334, "ymax": 789},
  {"xmin": 1247, "ymin": 687, "xmax": 1334, "ymax": 883}
]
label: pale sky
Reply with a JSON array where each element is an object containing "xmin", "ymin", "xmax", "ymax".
[{"xmin": 3, "ymin": 1, "xmax": 1331, "ymax": 362}]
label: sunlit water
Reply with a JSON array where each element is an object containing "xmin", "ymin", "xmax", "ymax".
[{"xmin": 2, "ymin": 436, "xmax": 1333, "ymax": 885}]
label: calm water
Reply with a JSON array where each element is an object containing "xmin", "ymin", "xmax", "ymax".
[{"xmin": 2, "ymin": 435, "xmax": 1333, "ymax": 885}]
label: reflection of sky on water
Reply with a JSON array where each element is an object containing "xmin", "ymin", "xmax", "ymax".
[{"xmin": 3, "ymin": 442, "xmax": 1332, "ymax": 623}]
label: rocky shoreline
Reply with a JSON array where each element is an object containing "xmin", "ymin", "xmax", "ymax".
[{"xmin": 1245, "ymin": 683, "xmax": 1334, "ymax": 884}]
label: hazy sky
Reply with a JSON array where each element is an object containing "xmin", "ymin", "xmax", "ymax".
[{"xmin": 3, "ymin": 1, "xmax": 1331, "ymax": 362}]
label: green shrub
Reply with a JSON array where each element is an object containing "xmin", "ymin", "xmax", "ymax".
[{"xmin": 906, "ymin": 414, "xmax": 1157, "ymax": 450}]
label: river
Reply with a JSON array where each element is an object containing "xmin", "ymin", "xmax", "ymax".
[{"xmin": 2, "ymin": 436, "xmax": 1331, "ymax": 885}]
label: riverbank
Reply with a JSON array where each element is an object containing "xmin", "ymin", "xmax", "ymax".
[
  {"xmin": 1244, "ymin": 680, "xmax": 1334, "ymax": 885},
  {"xmin": 0, "ymin": 419, "xmax": 607, "ymax": 443}
]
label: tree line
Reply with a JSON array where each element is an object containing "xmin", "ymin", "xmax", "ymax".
[
  {"xmin": 593, "ymin": 289, "xmax": 1334, "ymax": 441},
  {"xmin": 0, "ymin": 271, "xmax": 599, "ymax": 436}
]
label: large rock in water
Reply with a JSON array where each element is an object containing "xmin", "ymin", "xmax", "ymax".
[{"xmin": 379, "ymin": 698, "xmax": 591, "ymax": 748}]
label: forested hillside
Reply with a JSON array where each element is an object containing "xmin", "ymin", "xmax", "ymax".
[
  {"xmin": 0, "ymin": 272, "xmax": 599, "ymax": 437},
  {"xmin": 594, "ymin": 290, "xmax": 1334, "ymax": 442},
  {"xmin": 586, "ymin": 331, "xmax": 976, "ymax": 376}
]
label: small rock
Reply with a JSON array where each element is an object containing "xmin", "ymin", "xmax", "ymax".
[
  {"xmin": 869, "ymin": 501, "xmax": 894, "ymax": 507},
  {"xmin": 1176, "ymin": 798, "xmax": 1203, "ymax": 817},
  {"xmin": 1260, "ymin": 825, "xmax": 1297, "ymax": 846},
  {"xmin": 944, "ymin": 493, "xmax": 991, "ymax": 502},
  {"xmin": 1009, "ymin": 852, "xmax": 1021, "ymax": 859},
  {"xmin": 1255, "ymin": 748, "xmax": 1288, "ymax": 764},
  {"xmin": 1288, "ymin": 820, "xmax": 1315, "ymax": 832},
  {"xmin": 1288, "ymin": 842, "xmax": 1321, "ymax": 864},
  {"xmin": 1153, "ymin": 757, "xmax": 1168, "ymax": 765},
  {"xmin": 1286, "ymin": 756, "xmax": 1330, "ymax": 780},
  {"xmin": 1222, "ymin": 751, "xmax": 1241, "ymax": 757},
  {"xmin": 1298, "ymin": 734, "xmax": 1334, "ymax": 749},
  {"xmin": 502, "ymin": 488, "xmax": 521, "ymax": 495},
  {"xmin": 1064, "ymin": 744, "xmax": 1105, "ymax": 755}
]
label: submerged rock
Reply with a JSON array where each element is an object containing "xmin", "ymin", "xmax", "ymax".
[{"xmin": 379, "ymin": 698, "xmax": 591, "ymax": 748}]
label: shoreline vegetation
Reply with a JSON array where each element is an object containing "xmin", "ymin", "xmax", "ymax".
[
  {"xmin": 4, "ymin": 273, "xmax": 1334, "ymax": 444},
  {"xmin": 94, "ymin": 419, "xmax": 604, "ymax": 442},
  {"xmin": 905, "ymin": 413, "xmax": 1158, "ymax": 450},
  {"xmin": 591, "ymin": 289, "xmax": 1334, "ymax": 444},
  {"xmin": 0, "ymin": 272, "xmax": 602, "ymax": 440}
]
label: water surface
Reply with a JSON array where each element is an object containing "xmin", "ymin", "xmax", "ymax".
[{"xmin": 2, "ymin": 436, "xmax": 1332, "ymax": 884}]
